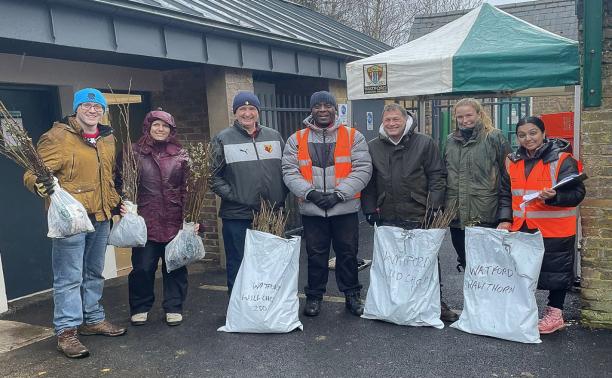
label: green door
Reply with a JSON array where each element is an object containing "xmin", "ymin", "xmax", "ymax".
[
  {"xmin": 439, "ymin": 110, "xmax": 452, "ymax": 152},
  {"xmin": 0, "ymin": 86, "xmax": 60, "ymax": 299},
  {"xmin": 497, "ymin": 97, "xmax": 529, "ymax": 150}
]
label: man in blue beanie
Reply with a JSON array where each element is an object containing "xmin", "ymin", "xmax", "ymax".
[
  {"xmin": 24, "ymin": 87, "xmax": 125, "ymax": 358},
  {"xmin": 282, "ymin": 91, "xmax": 372, "ymax": 317},
  {"xmin": 210, "ymin": 91, "xmax": 287, "ymax": 294}
]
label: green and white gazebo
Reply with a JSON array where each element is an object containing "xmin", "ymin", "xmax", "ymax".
[{"xmin": 346, "ymin": 3, "xmax": 580, "ymax": 100}]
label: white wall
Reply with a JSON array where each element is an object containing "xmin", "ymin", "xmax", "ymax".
[
  {"xmin": 0, "ymin": 53, "xmax": 163, "ymax": 116},
  {"xmin": 0, "ymin": 253, "xmax": 8, "ymax": 314},
  {"xmin": 102, "ymin": 246, "xmax": 118, "ymax": 280}
]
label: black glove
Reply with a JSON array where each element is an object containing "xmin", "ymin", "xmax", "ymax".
[
  {"xmin": 365, "ymin": 213, "xmax": 380, "ymax": 226},
  {"xmin": 35, "ymin": 175, "xmax": 55, "ymax": 197},
  {"xmin": 306, "ymin": 191, "xmax": 328, "ymax": 209},
  {"xmin": 319, "ymin": 193, "xmax": 342, "ymax": 210}
]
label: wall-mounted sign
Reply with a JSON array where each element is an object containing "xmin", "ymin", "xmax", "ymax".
[
  {"xmin": 338, "ymin": 103, "xmax": 348, "ymax": 125},
  {"xmin": 0, "ymin": 111, "xmax": 23, "ymax": 147},
  {"xmin": 363, "ymin": 63, "xmax": 388, "ymax": 94},
  {"xmin": 366, "ymin": 111, "xmax": 374, "ymax": 131}
]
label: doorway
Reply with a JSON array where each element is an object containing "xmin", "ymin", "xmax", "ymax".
[{"xmin": 0, "ymin": 85, "xmax": 60, "ymax": 299}]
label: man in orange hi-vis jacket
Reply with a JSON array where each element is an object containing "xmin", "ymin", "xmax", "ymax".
[{"xmin": 282, "ymin": 91, "xmax": 372, "ymax": 318}]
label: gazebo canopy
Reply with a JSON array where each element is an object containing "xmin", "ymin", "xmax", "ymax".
[{"xmin": 346, "ymin": 3, "xmax": 579, "ymax": 100}]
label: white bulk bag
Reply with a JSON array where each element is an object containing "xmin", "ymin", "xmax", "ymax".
[
  {"xmin": 218, "ymin": 229, "xmax": 303, "ymax": 333},
  {"xmin": 451, "ymin": 227, "xmax": 545, "ymax": 343},
  {"xmin": 362, "ymin": 225, "xmax": 445, "ymax": 329}
]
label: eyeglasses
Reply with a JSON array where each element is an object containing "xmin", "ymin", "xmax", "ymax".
[
  {"xmin": 80, "ymin": 103, "xmax": 104, "ymax": 112},
  {"xmin": 313, "ymin": 103, "xmax": 334, "ymax": 110}
]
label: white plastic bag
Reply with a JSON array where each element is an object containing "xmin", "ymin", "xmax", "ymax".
[
  {"xmin": 108, "ymin": 201, "xmax": 147, "ymax": 247},
  {"xmin": 451, "ymin": 227, "xmax": 545, "ymax": 343},
  {"xmin": 165, "ymin": 221, "xmax": 205, "ymax": 273},
  {"xmin": 362, "ymin": 225, "xmax": 445, "ymax": 329},
  {"xmin": 47, "ymin": 179, "xmax": 94, "ymax": 238},
  {"xmin": 218, "ymin": 229, "xmax": 303, "ymax": 333}
]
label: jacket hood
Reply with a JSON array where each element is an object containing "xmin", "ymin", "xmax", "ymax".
[
  {"xmin": 378, "ymin": 112, "xmax": 417, "ymax": 145},
  {"xmin": 58, "ymin": 116, "xmax": 113, "ymax": 137},
  {"xmin": 136, "ymin": 110, "xmax": 182, "ymax": 155},
  {"xmin": 510, "ymin": 137, "xmax": 571, "ymax": 163},
  {"xmin": 303, "ymin": 115, "xmax": 342, "ymax": 133}
]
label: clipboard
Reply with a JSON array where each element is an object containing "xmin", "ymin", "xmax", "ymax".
[{"xmin": 520, "ymin": 172, "xmax": 588, "ymax": 208}]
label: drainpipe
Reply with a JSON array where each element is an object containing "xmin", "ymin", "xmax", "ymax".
[{"xmin": 582, "ymin": 0, "xmax": 603, "ymax": 108}]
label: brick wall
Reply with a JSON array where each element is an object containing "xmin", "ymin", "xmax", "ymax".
[
  {"xmin": 151, "ymin": 66, "xmax": 221, "ymax": 262},
  {"xmin": 579, "ymin": 1, "xmax": 612, "ymax": 329},
  {"xmin": 223, "ymin": 69, "xmax": 254, "ymax": 126},
  {"xmin": 532, "ymin": 95, "xmax": 575, "ymax": 115}
]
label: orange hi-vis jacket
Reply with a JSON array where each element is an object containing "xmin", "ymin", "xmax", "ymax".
[
  {"xmin": 297, "ymin": 125, "xmax": 360, "ymax": 199},
  {"xmin": 507, "ymin": 152, "xmax": 577, "ymax": 238}
]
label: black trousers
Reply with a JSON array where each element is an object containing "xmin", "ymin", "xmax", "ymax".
[
  {"xmin": 128, "ymin": 240, "xmax": 188, "ymax": 315},
  {"xmin": 548, "ymin": 290, "xmax": 567, "ymax": 310},
  {"xmin": 302, "ymin": 212, "xmax": 362, "ymax": 299},
  {"xmin": 221, "ymin": 219, "xmax": 252, "ymax": 292},
  {"xmin": 450, "ymin": 227, "xmax": 467, "ymax": 268},
  {"xmin": 450, "ymin": 225, "xmax": 497, "ymax": 269}
]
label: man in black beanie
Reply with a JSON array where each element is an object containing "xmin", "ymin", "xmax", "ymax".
[
  {"xmin": 282, "ymin": 91, "xmax": 372, "ymax": 317},
  {"xmin": 210, "ymin": 91, "xmax": 287, "ymax": 294}
]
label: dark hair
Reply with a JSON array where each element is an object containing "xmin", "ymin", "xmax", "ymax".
[{"xmin": 516, "ymin": 116, "xmax": 545, "ymax": 133}]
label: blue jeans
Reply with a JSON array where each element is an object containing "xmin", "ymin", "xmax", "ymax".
[
  {"xmin": 51, "ymin": 220, "xmax": 110, "ymax": 334},
  {"xmin": 221, "ymin": 219, "xmax": 252, "ymax": 292}
]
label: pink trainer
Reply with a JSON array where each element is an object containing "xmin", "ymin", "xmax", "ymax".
[{"xmin": 538, "ymin": 306, "xmax": 566, "ymax": 334}]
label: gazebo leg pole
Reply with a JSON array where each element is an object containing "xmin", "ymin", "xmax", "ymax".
[{"xmin": 573, "ymin": 84, "xmax": 582, "ymax": 285}]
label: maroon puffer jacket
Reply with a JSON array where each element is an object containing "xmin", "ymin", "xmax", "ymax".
[{"xmin": 134, "ymin": 142, "xmax": 189, "ymax": 243}]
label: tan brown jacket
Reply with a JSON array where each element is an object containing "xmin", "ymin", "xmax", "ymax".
[{"xmin": 24, "ymin": 116, "xmax": 121, "ymax": 221}]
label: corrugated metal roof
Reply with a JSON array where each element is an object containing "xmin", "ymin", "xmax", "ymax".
[
  {"xmin": 89, "ymin": 0, "xmax": 390, "ymax": 58},
  {"xmin": 410, "ymin": 0, "xmax": 578, "ymax": 42}
]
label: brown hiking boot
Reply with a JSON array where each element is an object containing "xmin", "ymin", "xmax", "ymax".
[
  {"xmin": 79, "ymin": 320, "xmax": 127, "ymax": 337},
  {"xmin": 440, "ymin": 301, "xmax": 459, "ymax": 322},
  {"xmin": 57, "ymin": 328, "xmax": 90, "ymax": 358}
]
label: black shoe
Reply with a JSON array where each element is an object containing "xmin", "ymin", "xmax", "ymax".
[
  {"xmin": 357, "ymin": 259, "xmax": 372, "ymax": 271},
  {"xmin": 303, "ymin": 298, "xmax": 322, "ymax": 317},
  {"xmin": 345, "ymin": 293, "xmax": 364, "ymax": 316},
  {"xmin": 441, "ymin": 301, "xmax": 459, "ymax": 322}
]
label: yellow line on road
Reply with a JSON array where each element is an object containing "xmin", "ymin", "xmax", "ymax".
[{"xmin": 198, "ymin": 285, "xmax": 345, "ymax": 303}]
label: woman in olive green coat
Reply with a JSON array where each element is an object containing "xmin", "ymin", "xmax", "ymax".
[{"xmin": 444, "ymin": 98, "xmax": 512, "ymax": 270}]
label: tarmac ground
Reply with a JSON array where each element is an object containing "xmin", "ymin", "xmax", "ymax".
[{"xmin": 1, "ymin": 221, "xmax": 611, "ymax": 377}]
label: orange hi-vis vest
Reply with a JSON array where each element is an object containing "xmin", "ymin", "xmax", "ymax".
[
  {"xmin": 507, "ymin": 152, "xmax": 577, "ymax": 238},
  {"xmin": 297, "ymin": 125, "xmax": 360, "ymax": 199}
]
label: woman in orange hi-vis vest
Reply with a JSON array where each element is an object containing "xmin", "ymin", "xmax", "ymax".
[{"xmin": 498, "ymin": 116, "xmax": 585, "ymax": 335}]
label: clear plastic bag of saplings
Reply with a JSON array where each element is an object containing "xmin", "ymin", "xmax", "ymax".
[
  {"xmin": 108, "ymin": 200, "xmax": 147, "ymax": 247},
  {"xmin": 47, "ymin": 178, "xmax": 94, "ymax": 238},
  {"xmin": 165, "ymin": 221, "xmax": 205, "ymax": 272}
]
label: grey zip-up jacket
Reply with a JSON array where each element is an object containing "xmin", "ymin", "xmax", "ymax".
[
  {"xmin": 282, "ymin": 116, "xmax": 372, "ymax": 217},
  {"xmin": 210, "ymin": 121, "xmax": 287, "ymax": 220}
]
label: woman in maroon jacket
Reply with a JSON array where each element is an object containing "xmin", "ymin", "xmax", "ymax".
[{"xmin": 126, "ymin": 109, "xmax": 191, "ymax": 327}]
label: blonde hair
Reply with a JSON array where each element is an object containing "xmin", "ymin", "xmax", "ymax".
[{"xmin": 453, "ymin": 98, "xmax": 494, "ymax": 134}]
